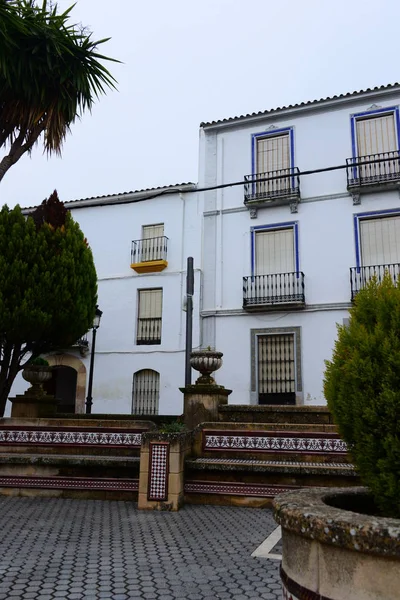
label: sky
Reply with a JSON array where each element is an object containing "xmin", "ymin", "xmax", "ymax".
[{"xmin": 2, "ymin": 0, "xmax": 400, "ymax": 208}]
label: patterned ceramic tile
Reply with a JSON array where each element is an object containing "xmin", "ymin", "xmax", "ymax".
[
  {"xmin": 148, "ymin": 443, "xmax": 169, "ymax": 501},
  {"xmin": 0, "ymin": 428, "xmax": 142, "ymax": 448},
  {"xmin": 0, "ymin": 476, "xmax": 139, "ymax": 491},
  {"xmin": 184, "ymin": 481, "xmax": 298, "ymax": 497},
  {"xmin": 203, "ymin": 431, "xmax": 348, "ymax": 454}
]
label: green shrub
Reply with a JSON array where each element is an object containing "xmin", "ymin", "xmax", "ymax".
[
  {"xmin": 158, "ymin": 422, "xmax": 186, "ymax": 433},
  {"xmin": 324, "ymin": 274, "xmax": 400, "ymax": 518},
  {"xmin": 28, "ymin": 357, "xmax": 49, "ymax": 367}
]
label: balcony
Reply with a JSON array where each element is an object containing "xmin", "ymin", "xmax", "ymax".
[
  {"xmin": 350, "ymin": 263, "xmax": 400, "ymax": 301},
  {"xmin": 136, "ymin": 317, "xmax": 162, "ymax": 345},
  {"xmin": 346, "ymin": 151, "xmax": 400, "ymax": 193},
  {"xmin": 130, "ymin": 236, "xmax": 168, "ymax": 273},
  {"xmin": 243, "ymin": 272, "xmax": 305, "ymax": 310},
  {"xmin": 244, "ymin": 167, "xmax": 300, "ymax": 209}
]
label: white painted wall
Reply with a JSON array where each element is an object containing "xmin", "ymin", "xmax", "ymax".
[
  {"xmin": 9, "ymin": 190, "xmax": 202, "ymax": 416},
  {"xmin": 200, "ymin": 90, "xmax": 400, "ymax": 405}
]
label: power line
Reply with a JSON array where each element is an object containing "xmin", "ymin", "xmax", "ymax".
[{"xmin": 69, "ymin": 154, "xmax": 394, "ymax": 208}]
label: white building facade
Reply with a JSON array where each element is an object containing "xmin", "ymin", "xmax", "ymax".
[
  {"xmin": 10, "ymin": 83, "xmax": 400, "ymax": 414},
  {"xmin": 10, "ymin": 184, "xmax": 201, "ymax": 416},
  {"xmin": 199, "ymin": 84, "xmax": 400, "ymax": 406}
]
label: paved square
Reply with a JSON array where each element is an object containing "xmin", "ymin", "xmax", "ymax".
[{"xmin": 0, "ymin": 497, "xmax": 281, "ymax": 599}]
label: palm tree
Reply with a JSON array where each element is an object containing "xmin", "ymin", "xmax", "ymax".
[{"xmin": 0, "ymin": 0, "xmax": 118, "ymax": 182}]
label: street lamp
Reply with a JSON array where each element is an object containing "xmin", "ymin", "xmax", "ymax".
[{"xmin": 85, "ymin": 305, "xmax": 103, "ymax": 414}]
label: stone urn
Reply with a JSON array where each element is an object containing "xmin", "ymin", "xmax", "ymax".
[
  {"xmin": 22, "ymin": 365, "xmax": 53, "ymax": 396},
  {"xmin": 190, "ymin": 350, "xmax": 223, "ymax": 384},
  {"xmin": 274, "ymin": 487, "xmax": 400, "ymax": 600}
]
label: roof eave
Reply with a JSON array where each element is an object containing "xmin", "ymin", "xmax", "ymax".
[{"xmin": 200, "ymin": 85, "xmax": 400, "ymax": 131}]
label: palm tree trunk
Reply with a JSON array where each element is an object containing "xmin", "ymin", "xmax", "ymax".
[{"xmin": 0, "ymin": 123, "xmax": 45, "ymax": 183}]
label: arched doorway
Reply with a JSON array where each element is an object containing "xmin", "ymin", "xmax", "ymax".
[
  {"xmin": 44, "ymin": 354, "xmax": 87, "ymax": 414},
  {"xmin": 43, "ymin": 366, "xmax": 77, "ymax": 413}
]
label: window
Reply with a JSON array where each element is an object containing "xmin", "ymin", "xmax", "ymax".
[
  {"xmin": 137, "ymin": 289, "xmax": 162, "ymax": 345},
  {"xmin": 257, "ymin": 334, "xmax": 296, "ymax": 405},
  {"xmin": 360, "ymin": 216, "xmax": 400, "ymax": 266},
  {"xmin": 347, "ymin": 110, "xmax": 400, "ymax": 189},
  {"xmin": 355, "ymin": 113, "xmax": 397, "ymax": 157},
  {"xmin": 141, "ymin": 223, "xmax": 165, "ymax": 262},
  {"xmin": 255, "ymin": 227, "xmax": 295, "ymax": 275},
  {"xmin": 256, "ymin": 133, "xmax": 290, "ymax": 196},
  {"xmin": 132, "ymin": 369, "xmax": 160, "ymax": 414}
]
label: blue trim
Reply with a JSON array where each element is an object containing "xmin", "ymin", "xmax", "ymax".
[
  {"xmin": 251, "ymin": 127, "xmax": 295, "ymax": 195},
  {"xmin": 250, "ymin": 221, "xmax": 299, "ymax": 276},
  {"xmin": 354, "ymin": 207, "xmax": 400, "ymax": 270},
  {"xmin": 350, "ymin": 106, "xmax": 400, "ymax": 158}
]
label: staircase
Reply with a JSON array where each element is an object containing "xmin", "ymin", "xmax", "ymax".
[
  {"xmin": 184, "ymin": 417, "xmax": 358, "ymax": 507},
  {"xmin": 0, "ymin": 417, "xmax": 155, "ymax": 499}
]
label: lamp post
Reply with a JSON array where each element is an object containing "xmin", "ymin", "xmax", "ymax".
[{"xmin": 85, "ymin": 305, "xmax": 103, "ymax": 414}]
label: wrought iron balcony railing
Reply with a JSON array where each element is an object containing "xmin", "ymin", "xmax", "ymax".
[
  {"xmin": 346, "ymin": 151, "xmax": 400, "ymax": 191},
  {"xmin": 244, "ymin": 167, "xmax": 300, "ymax": 205},
  {"xmin": 243, "ymin": 272, "xmax": 305, "ymax": 309},
  {"xmin": 136, "ymin": 317, "xmax": 162, "ymax": 345},
  {"xmin": 350, "ymin": 263, "xmax": 400, "ymax": 301},
  {"xmin": 131, "ymin": 236, "xmax": 168, "ymax": 264}
]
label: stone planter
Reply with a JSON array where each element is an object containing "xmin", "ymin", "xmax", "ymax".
[
  {"xmin": 274, "ymin": 487, "xmax": 400, "ymax": 600},
  {"xmin": 190, "ymin": 350, "xmax": 223, "ymax": 384},
  {"xmin": 22, "ymin": 365, "xmax": 53, "ymax": 395}
]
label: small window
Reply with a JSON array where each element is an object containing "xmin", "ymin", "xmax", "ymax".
[
  {"xmin": 137, "ymin": 289, "xmax": 162, "ymax": 345},
  {"xmin": 132, "ymin": 369, "xmax": 160, "ymax": 415}
]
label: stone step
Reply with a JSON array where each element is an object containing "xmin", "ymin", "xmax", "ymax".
[
  {"xmin": 218, "ymin": 405, "xmax": 333, "ymax": 425},
  {"xmin": 0, "ymin": 475, "xmax": 139, "ymax": 500},
  {"xmin": 185, "ymin": 457, "xmax": 357, "ymax": 477}
]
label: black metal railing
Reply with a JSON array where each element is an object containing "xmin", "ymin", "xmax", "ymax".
[
  {"xmin": 346, "ymin": 151, "xmax": 400, "ymax": 189},
  {"xmin": 244, "ymin": 167, "xmax": 300, "ymax": 203},
  {"xmin": 136, "ymin": 317, "xmax": 162, "ymax": 345},
  {"xmin": 243, "ymin": 272, "xmax": 305, "ymax": 308},
  {"xmin": 350, "ymin": 263, "xmax": 400, "ymax": 300},
  {"xmin": 131, "ymin": 236, "xmax": 168, "ymax": 264}
]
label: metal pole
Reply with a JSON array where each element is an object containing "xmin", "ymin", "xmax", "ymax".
[
  {"xmin": 85, "ymin": 326, "xmax": 97, "ymax": 414},
  {"xmin": 185, "ymin": 257, "xmax": 194, "ymax": 386}
]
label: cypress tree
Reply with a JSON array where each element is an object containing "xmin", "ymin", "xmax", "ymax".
[
  {"xmin": 0, "ymin": 191, "xmax": 97, "ymax": 415},
  {"xmin": 324, "ymin": 274, "xmax": 400, "ymax": 517}
]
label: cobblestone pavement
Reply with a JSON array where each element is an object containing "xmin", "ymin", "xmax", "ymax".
[{"xmin": 0, "ymin": 497, "xmax": 281, "ymax": 600}]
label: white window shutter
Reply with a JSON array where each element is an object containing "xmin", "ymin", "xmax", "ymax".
[
  {"xmin": 255, "ymin": 228, "xmax": 295, "ymax": 275},
  {"xmin": 356, "ymin": 114, "xmax": 397, "ymax": 156},
  {"xmin": 360, "ymin": 216, "xmax": 400, "ymax": 266}
]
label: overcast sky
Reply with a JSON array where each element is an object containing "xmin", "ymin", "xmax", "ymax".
[{"xmin": 2, "ymin": 0, "xmax": 400, "ymax": 208}]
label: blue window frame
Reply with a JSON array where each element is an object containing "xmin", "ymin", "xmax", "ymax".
[
  {"xmin": 251, "ymin": 127, "xmax": 295, "ymax": 176},
  {"xmin": 353, "ymin": 207, "xmax": 400, "ymax": 271},
  {"xmin": 250, "ymin": 221, "xmax": 300, "ymax": 276},
  {"xmin": 350, "ymin": 106, "xmax": 400, "ymax": 159}
]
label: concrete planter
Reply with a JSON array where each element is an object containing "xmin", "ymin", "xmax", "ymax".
[
  {"xmin": 22, "ymin": 366, "xmax": 53, "ymax": 392},
  {"xmin": 190, "ymin": 350, "xmax": 223, "ymax": 384},
  {"xmin": 274, "ymin": 487, "xmax": 400, "ymax": 600}
]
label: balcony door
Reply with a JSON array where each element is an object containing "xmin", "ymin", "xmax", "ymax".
[
  {"xmin": 257, "ymin": 334, "xmax": 296, "ymax": 405},
  {"xmin": 359, "ymin": 216, "xmax": 400, "ymax": 284},
  {"xmin": 255, "ymin": 228, "xmax": 294, "ymax": 276},
  {"xmin": 356, "ymin": 114, "xmax": 398, "ymax": 182},
  {"xmin": 141, "ymin": 224, "xmax": 164, "ymax": 262},
  {"xmin": 256, "ymin": 133, "xmax": 290, "ymax": 196}
]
